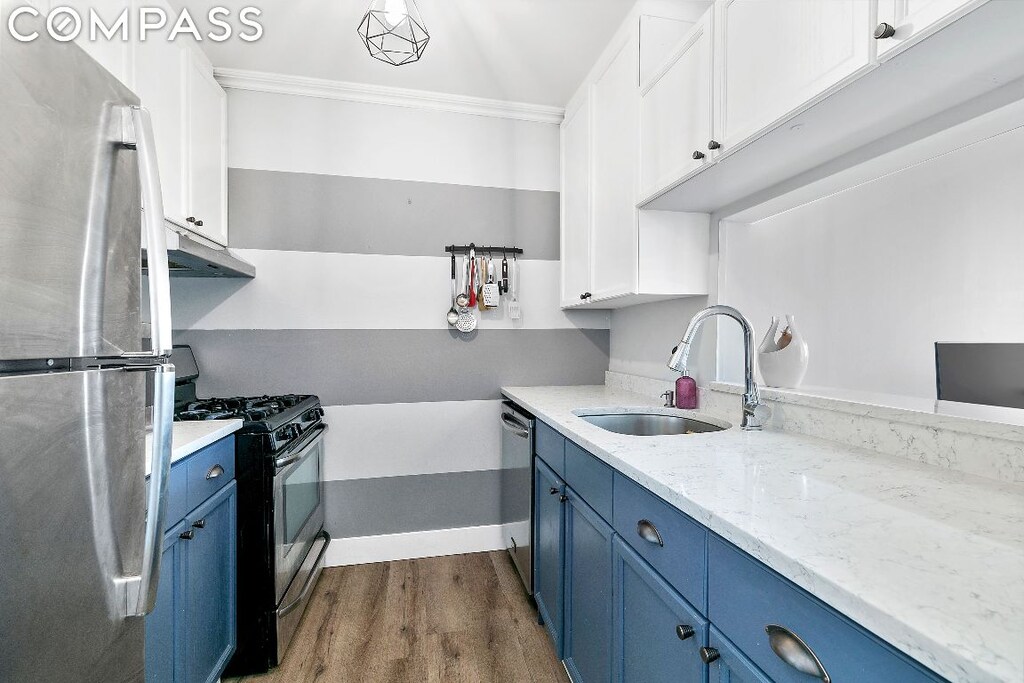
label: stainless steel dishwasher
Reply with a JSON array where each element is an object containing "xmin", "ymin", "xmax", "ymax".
[{"xmin": 500, "ymin": 401, "xmax": 534, "ymax": 593}]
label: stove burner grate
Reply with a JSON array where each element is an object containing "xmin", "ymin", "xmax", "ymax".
[{"xmin": 175, "ymin": 394, "xmax": 313, "ymax": 422}]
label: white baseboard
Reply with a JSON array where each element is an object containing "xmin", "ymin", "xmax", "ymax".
[{"xmin": 324, "ymin": 523, "xmax": 511, "ymax": 567}]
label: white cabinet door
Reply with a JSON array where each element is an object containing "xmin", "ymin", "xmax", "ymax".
[
  {"xmin": 589, "ymin": 36, "xmax": 638, "ymax": 302},
  {"xmin": 875, "ymin": 0, "xmax": 986, "ymax": 59},
  {"xmin": 640, "ymin": 11, "xmax": 713, "ymax": 201},
  {"xmin": 560, "ymin": 96, "xmax": 592, "ymax": 307},
  {"xmin": 185, "ymin": 49, "xmax": 228, "ymax": 246},
  {"xmin": 131, "ymin": 1, "xmax": 188, "ymax": 226},
  {"xmin": 714, "ymin": 0, "xmax": 871, "ymax": 156}
]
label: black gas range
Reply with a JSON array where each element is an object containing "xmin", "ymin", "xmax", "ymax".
[{"xmin": 171, "ymin": 346, "xmax": 330, "ymax": 676}]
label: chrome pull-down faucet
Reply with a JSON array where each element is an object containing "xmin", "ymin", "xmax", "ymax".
[{"xmin": 668, "ymin": 304, "xmax": 765, "ymax": 431}]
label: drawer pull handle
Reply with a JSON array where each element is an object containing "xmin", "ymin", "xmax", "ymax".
[
  {"xmin": 192, "ymin": 519, "xmax": 205, "ymax": 529},
  {"xmin": 206, "ymin": 464, "xmax": 225, "ymax": 480},
  {"xmin": 179, "ymin": 529, "xmax": 195, "ymax": 541},
  {"xmin": 766, "ymin": 624, "xmax": 831, "ymax": 682},
  {"xmin": 676, "ymin": 624, "xmax": 695, "ymax": 641},
  {"xmin": 699, "ymin": 646, "xmax": 719, "ymax": 664},
  {"xmin": 636, "ymin": 519, "xmax": 664, "ymax": 547},
  {"xmin": 549, "ymin": 487, "xmax": 560, "ymax": 495}
]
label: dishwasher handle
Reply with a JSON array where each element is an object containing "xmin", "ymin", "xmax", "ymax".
[{"xmin": 500, "ymin": 412, "xmax": 530, "ymax": 439}]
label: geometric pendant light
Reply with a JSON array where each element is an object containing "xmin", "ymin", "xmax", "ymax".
[{"xmin": 357, "ymin": 0, "xmax": 430, "ymax": 66}]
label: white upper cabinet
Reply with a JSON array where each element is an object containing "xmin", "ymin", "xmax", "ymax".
[
  {"xmin": 713, "ymin": 0, "xmax": 872, "ymax": 156},
  {"xmin": 875, "ymin": 0, "xmax": 986, "ymax": 59},
  {"xmin": 560, "ymin": 3, "xmax": 712, "ymax": 310},
  {"xmin": 640, "ymin": 12, "xmax": 713, "ymax": 202},
  {"xmin": 590, "ymin": 34, "xmax": 640, "ymax": 302},
  {"xmin": 560, "ymin": 97, "xmax": 592, "ymax": 307},
  {"xmin": 640, "ymin": 0, "xmax": 1023, "ymax": 214},
  {"xmin": 130, "ymin": 0, "xmax": 188, "ymax": 227},
  {"xmin": 185, "ymin": 50, "xmax": 228, "ymax": 246}
]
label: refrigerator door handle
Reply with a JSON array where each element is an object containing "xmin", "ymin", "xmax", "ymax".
[
  {"xmin": 121, "ymin": 105, "xmax": 173, "ymax": 359},
  {"xmin": 118, "ymin": 363, "xmax": 175, "ymax": 616}
]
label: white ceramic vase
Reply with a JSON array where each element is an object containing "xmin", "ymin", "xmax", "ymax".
[{"xmin": 758, "ymin": 314, "xmax": 809, "ymax": 388}]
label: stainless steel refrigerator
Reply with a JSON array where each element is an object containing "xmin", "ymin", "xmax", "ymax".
[{"xmin": 0, "ymin": 17, "xmax": 175, "ymax": 683}]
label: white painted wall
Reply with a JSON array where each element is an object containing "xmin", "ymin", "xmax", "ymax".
[
  {"xmin": 171, "ymin": 249, "xmax": 610, "ymax": 331},
  {"xmin": 175, "ymin": 83, "xmax": 601, "ymax": 565},
  {"xmin": 717, "ymin": 123, "xmax": 1024, "ymax": 399},
  {"xmin": 225, "ymin": 88, "xmax": 560, "ymax": 192}
]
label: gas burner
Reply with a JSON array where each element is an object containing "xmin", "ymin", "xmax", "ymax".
[{"xmin": 174, "ymin": 393, "xmax": 320, "ymax": 435}]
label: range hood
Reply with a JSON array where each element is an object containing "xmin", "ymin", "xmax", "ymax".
[{"xmin": 143, "ymin": 227, "xmax": 256, "ymax": 279}]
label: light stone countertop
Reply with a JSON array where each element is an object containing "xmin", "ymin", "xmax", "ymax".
[
  {"xmin": 502, "ymin": 384, "xmax": 1024, "ymax": 683},
  {"xmin": 145, "ymin": 419, "xmax": 243, "ymax": 477}
]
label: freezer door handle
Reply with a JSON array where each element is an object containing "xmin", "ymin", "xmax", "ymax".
[
  {"xmin": 119, "ymin": 363, "xmax": 175, "ymax": 616},
  {"xmin": 121, "ymin": 105, "xmax": 173, "ymax": 359}
]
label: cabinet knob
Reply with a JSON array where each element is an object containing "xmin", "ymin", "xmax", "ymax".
[
  {"xmin": 186, "ymin": 216, "xmax": 196, "ymax": 223},
  {"xmin": 549, "ymin": 487, "xmax": 560, "ymax": 495},
  {"xmin": 580, "ymin": 292, "xmax": 592, "ymax": 300},
  {"xmin": 676, "ymin": 624, "xmax": 695, "ymax": 641},
  {"xmin": 179, "ymin": 529, "xmax": 195, "ymax": 541},
  {"xmin": 874, "ymin": 22, "xmax": 896, "ymax": 39},
  {"xmin": 766, "ymin": 624, "xmax": 831, "ymax": 682},
  {"xmin": 559, "ymin": 494, "xmax": 568, "ymax": 503},
  {"xmin": 707, "ymin": 140, "xmax": 721, "ymax": 150},
  {"xmin": 194, "ymin": 219, "xmax": 204, "ymax": 227},
  {"xmin": 192, "ymin": 519, "xmax": 206, "ymax": 529},
  {"xmin": 692, "ymin": 150, "xmax": 706, "ymax": 160},
  {"xmin": 699, "ymin": 647, "xmax": 720, "ymax": 664}
]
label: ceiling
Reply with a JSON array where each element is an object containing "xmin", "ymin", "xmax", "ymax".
[{"xmin": 175, "ymin": 0, "xmax": 642, "ymax": 107}]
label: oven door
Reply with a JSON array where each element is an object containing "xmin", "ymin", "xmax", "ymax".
[{"xmin": 273, "ymin": 423, "xmax": 328, "ymax": 603}]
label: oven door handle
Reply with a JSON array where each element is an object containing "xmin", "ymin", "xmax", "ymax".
[
  {"xmin": 274, "ymin": 424, "xmax": 329, "ymax": 470},
  {"xmin": 278, "ymin": 530, "xmax": 331, "ymax": 617}
]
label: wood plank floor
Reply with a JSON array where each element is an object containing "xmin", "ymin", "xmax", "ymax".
[{"xmin": 228, "ymin": 551, "xmax": 569, "ymax": 683}]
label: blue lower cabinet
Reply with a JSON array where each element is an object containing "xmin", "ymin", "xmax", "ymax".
[
  {"xmin": 706, "ymin": 627, "xmax": 772, "ymax": 683},
  {"xmin": 564, "ymin": 489, "xmax": 614, "ymax": 683},
  {"xmin": 146, "ymin": 436, "xmax": 237, "ymax": 683},
  {"xmin": 184, "ymin": 482, "xmax": 237, "ymax": 683},
  {"xmin": 534, "ymin": 457, "xmax": 566, "ymax": 656},
  {"xmin": 146, "ymin": 522, "xmax": 187, "ymax": 683},
  {"xmin": 612, "ymin": 536, "xmax": 707, "ymax": 683}
]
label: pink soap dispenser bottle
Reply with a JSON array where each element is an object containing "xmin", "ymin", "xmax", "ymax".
[{"xmin": 675, "ymin": 376, "xmax": 698, "ymax": 409}]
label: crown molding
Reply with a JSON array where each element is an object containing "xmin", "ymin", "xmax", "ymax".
[{"xmin": 213, "ymin": 68, "xmax": 565, "ymax": 125}]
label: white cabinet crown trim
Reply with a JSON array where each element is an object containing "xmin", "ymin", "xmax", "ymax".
[{"xmin": 213, "ymin": 68, "xmax": 566, "ymax": 125}]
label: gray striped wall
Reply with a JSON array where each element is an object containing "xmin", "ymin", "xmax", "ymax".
[
  {"xmin": 175, "ymin": 166, "xmax": 608, "ymax": 555},
  {"xmin": 228, "ymin": 169, "xmax": 561, "ymax": 258}
]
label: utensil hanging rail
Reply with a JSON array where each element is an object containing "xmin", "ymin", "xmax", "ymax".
[{"xmin": 445, "ymin": 243, "xmax": 523, "ymax": 255}]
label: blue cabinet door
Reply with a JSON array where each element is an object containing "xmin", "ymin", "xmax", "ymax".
[
  {"xmin": 146, "ymin": 521, "xmax": 187, "ymax": 683},
  {"xmin": 534, "ymin": 458, "xmax": 566, "ymax": 657},
  {"xmin": 184, "ymin": 481, "xmax": 237, "ymax": 683},
  {"xmin": 612, "ymin": 536, "xmax": 708, "ymax": 683},
  {"xmin": 707, "ymin": 627, "xmax": 772, "ymax": 683},
  {"xmin": 564, "ymin": 488, "xmax": 614, "ymax": 683}
]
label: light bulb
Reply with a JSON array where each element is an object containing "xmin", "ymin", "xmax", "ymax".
[{"xmin": 383, "ymin": 0, "xmax": 408, "ymax": 27}]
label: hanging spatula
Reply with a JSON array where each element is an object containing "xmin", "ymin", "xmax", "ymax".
[{"xmin": 508, "ymin": 253, "xmax": 522, "ymax": 320}]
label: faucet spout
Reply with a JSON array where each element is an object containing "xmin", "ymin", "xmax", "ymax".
[{"xmin": 667, "ymin": 304, "xmax": 764, "ymax": 431}]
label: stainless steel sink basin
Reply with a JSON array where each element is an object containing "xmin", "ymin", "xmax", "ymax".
[{"xmin": 578, "ymin": 412, "xmax": 728, "ymax": 436}]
